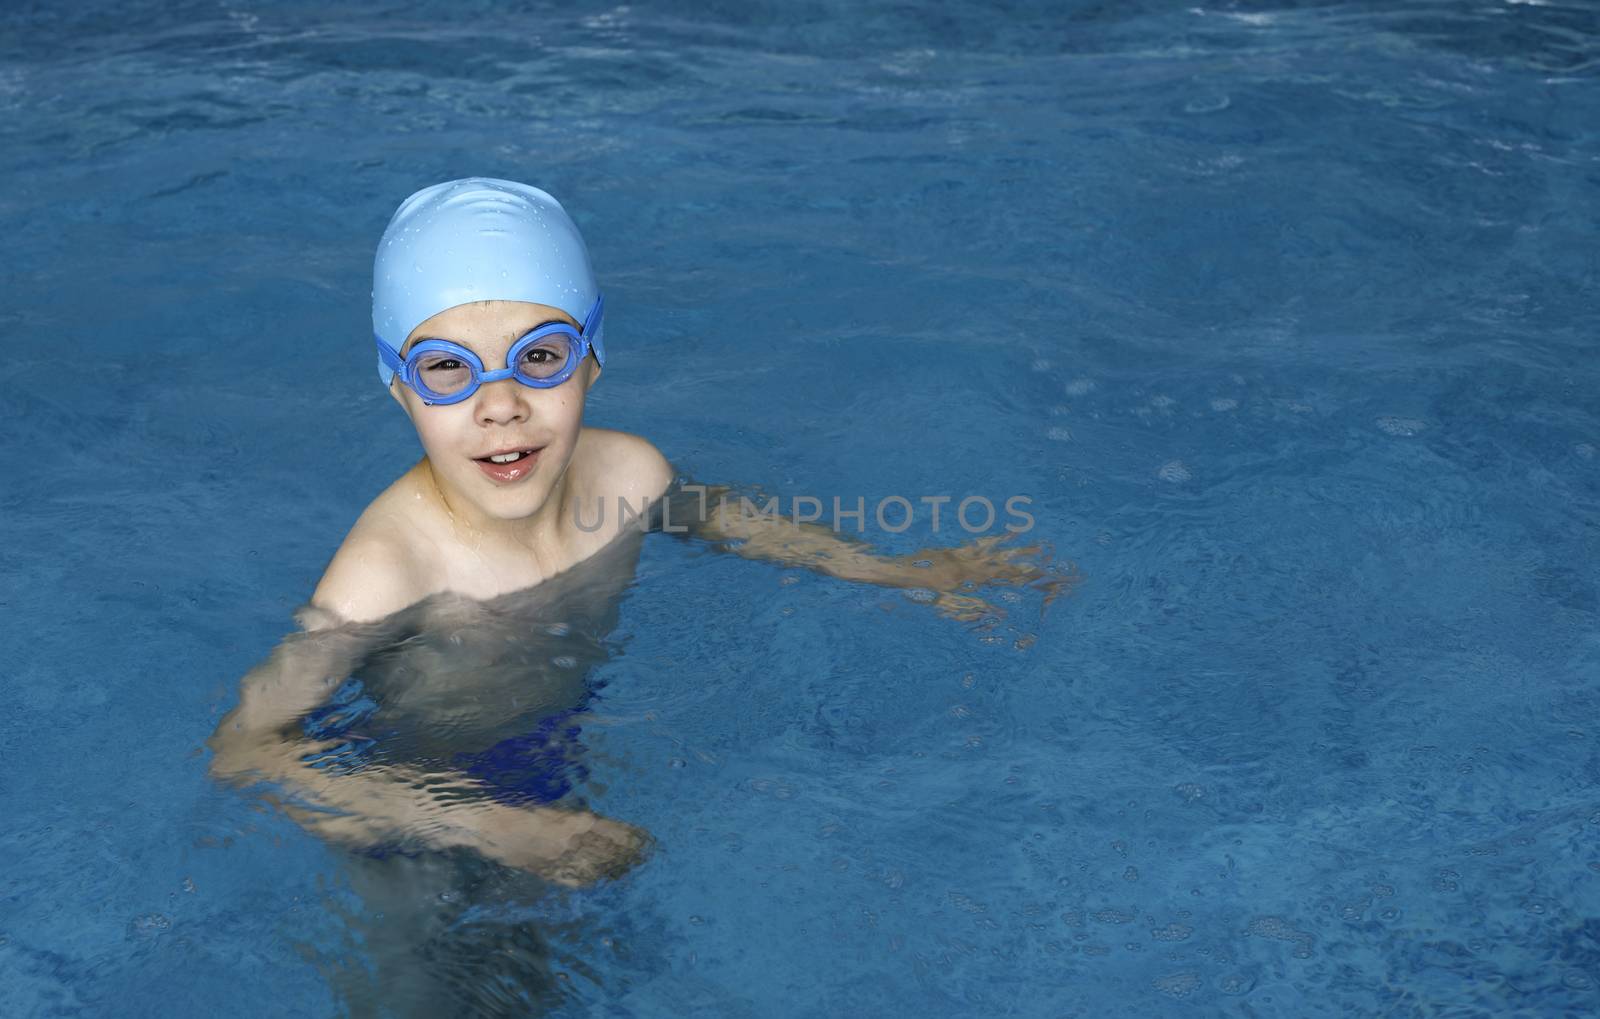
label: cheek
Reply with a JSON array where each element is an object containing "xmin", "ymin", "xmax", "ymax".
[
  {"xmin": 546, "ymin": 389, "xmax": 588, "ymax": 430},
  {"xmin": 410, "ymin": 410, "xmax": 473, "ymax": 456}
]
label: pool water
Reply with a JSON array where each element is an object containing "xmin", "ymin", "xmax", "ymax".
[{"xmin": 3, "ymin": 0, "xmax": 1598, "ymax": 1014}]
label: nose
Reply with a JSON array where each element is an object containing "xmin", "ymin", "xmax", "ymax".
[{"xmin": 472, "ymin": 376, "xmax": 530, "ymax": 427}]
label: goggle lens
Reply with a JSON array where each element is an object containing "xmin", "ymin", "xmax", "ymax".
[
  {"xmin": 414, "ymin": 351, "xmax": 475, "ymax": 397},
  {"xmin": 514, "ymin": 333, "xmax": 576, "ymax": 382}
]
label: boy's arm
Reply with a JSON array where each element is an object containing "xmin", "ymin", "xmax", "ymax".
[
  {"xmin": 659, "ymin": 483, "xmax": 1074, "ymax": 621},
  {"xmin": 206, "ymin": 611, "xmax": 648, "ymax": 886}
]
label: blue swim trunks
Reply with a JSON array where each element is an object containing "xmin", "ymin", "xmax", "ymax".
[
  {"xmin": 450, "ymin": 704, "xmax": 591, "ymax": 806},
  {"xmin": 300, "ymin": 677, "xmax": 590, "ymax": 807}
]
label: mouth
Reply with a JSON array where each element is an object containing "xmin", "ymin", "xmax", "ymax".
[{"xmin": 473, "ymin": 446, "xmax": 543, "ymax": 483}]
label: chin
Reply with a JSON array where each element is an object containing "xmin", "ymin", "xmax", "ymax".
[{"xmin": 481, "ymin": 478, "xmax": 560, "ymax": 521}]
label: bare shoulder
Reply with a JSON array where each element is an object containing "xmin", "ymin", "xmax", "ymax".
[
  {"xmin": 309, "ymin": 471, "xmax": 436, "ymax": 624},
  {"xmin": 572, "ymin": 427, "xmax": 674, "ymax": 505}
]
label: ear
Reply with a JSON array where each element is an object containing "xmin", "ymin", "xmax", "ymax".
[{"xmin": 582, "ymin": 357, "xmax": 602, "ymax": 391}]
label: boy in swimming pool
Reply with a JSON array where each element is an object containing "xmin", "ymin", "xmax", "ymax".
[{"xmin": 207, "ymin": 177, "xmax": 1061, "ymax": 886}]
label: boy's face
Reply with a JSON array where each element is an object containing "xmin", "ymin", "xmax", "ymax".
[{"xmin": 389, "ymin": 299, "xmax": 600, "ymax": 525}]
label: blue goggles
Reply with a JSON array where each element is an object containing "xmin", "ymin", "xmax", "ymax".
[{"xmin": 377, "ymin": 294, "xmax": 605, "ymax": 406}]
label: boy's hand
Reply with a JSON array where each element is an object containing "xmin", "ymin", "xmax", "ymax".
[
  {"xmin": 902, "ymin": 533, "xmax": 1045, "ymax": 588},
  {"xmin": 468, "ymin": 803, "xmax": 653, "ymax": 887},
  {"xmin": 898, "ymin": 533, "xmax": 1077, "ymax": 622}
]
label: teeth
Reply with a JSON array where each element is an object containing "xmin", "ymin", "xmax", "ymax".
[{"xmin": 489, "ymin": 452, "xmax": 523, "ymax": 464}]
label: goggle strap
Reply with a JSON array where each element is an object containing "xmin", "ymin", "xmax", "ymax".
[
  {"xmin": 584, "ymin": 293, "xmax": 606, "ymax": 367},
  {"xmin": 375, "ymin": 334, "xmax": 406, "ymax": 379}
]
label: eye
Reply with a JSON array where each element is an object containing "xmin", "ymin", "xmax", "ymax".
[
  {"xmin": 518, "ymin": 340, "xmax": 571, "ymax": 379},
  {"xmin": 413, "ymin": 352, "xmax": 474, "ymax": 395},
  {"xmin": 522, "ymin": 348, "xmax": 557, "ymax": 364}
]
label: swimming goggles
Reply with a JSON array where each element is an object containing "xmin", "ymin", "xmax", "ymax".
[{"xmin": 377, "ymin": 294, "xmax": 605, "ymax": 405}]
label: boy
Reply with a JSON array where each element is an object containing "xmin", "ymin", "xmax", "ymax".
[{"xmin": 207, "ymin": 178, "xmax": 1060, "ymax": 886}]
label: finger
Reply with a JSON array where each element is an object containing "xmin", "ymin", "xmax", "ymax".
[
  {"xmin": 999, "ymin": 543, "xmax": 1044, "ymax": 562},
  {"xmin": 932, "ymin": 594, "xmax": 976, "ymax": 621},
  {"xmin": 935, "ymin": 592, "xmax": 1005, "ymax": 624}
]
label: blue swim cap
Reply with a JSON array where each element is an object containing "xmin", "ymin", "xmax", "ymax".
[{"xmin": 371, "ymin": 177, "xmax": 605, "ymax": 387}]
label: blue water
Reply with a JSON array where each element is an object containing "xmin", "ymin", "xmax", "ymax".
[{"xmin": 3, "ymin": 0, "xmax": 1598, "ymax": 1014}]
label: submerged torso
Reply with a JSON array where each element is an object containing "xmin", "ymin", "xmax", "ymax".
[{"xmin": 301, "ymin": 522, "xmax": 650, "ymax": 806}]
